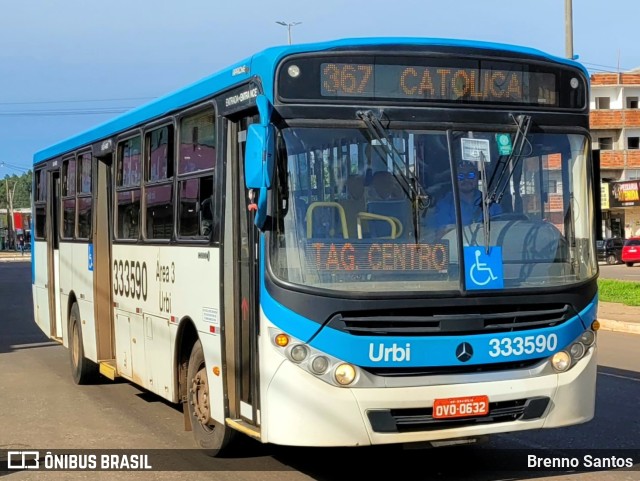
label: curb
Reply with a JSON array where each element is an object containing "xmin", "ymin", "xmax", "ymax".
[{"xmin": 598, "ymin": 318, "xmax": 640, "ymax": 335}]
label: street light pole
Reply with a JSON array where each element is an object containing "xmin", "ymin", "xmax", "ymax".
[
  {"xmin": 4, "ymin": 178, "xmax": 17, "ymax": 250},
  {"xmin": 565, "ymin": 0, "xmax": 574, "ymax": 59},
  {"xmin": 275, "ymin": 21, "xmax": 302, "ymax": 45}
]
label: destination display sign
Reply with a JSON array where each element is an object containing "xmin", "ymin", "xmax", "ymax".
[
  {"xmin": 320, "ymin": 63, "xmax": 556, "ymax": 105},
  {"xmin": 306, "ymin": 241, "xmax": 449, "ymax": 272},
  {"xmin": 278, "ymin": 55, "xmax": 586, "ymax": 109}
]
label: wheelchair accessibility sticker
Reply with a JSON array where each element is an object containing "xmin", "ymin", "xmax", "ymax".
[{"xmin": 464, "ymin": 246, "xmax": 504, "ymax": 290}]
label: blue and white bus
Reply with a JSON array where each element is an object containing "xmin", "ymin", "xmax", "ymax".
[{"xmin": 32, "ymin": 37, "xmax": 599, "ymax": 454}]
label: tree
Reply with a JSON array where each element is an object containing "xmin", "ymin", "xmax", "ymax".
[{"xmin": 1, "ymin": 171, "xmax": 32, "ymax": 210}]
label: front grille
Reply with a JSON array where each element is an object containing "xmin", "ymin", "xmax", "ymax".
[
  {"xmin": 368, "ymin": 397, "xmax": 550, "ymax": 433},
  {"xmin": 328, "ymin": 303, "xmax": 572, "ymax": 336},
  {"xmin": 363, "ymin": 358, "xmax": 544, "ymax": 377}
]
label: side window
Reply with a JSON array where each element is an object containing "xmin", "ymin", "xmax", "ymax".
[
  {"xmin": 61, "ymin": 157, "xmax": 76, "ymax": 239},
  {"xmin": 145, "ymin": 125, "xmax": 174, "ymax": 240},
  {"xmin": 178, "ymin": 109, "xmax": 217, "ymax": 240},
  {"xmin": 34, "ymin": 169, "xmax": 47, "ymax": 240},
  {"xmin": 178, "ymin": 110, "xmax": 216, "ymax": 175},
  {"xmin": 77, "ymin": 152, "xmax": 92, "ymax": 240},
  {"xmin": 116, "ymin": 136, "xmax": 141, "ymax": 240}
]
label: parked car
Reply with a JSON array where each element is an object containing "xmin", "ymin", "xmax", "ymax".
[
  {"xmin": 596, "ymin": 237, "xmax": 624, "ymax": 264},
  {"xmin": 622, "ymin": 237, "xmax": 640, "ymax": 267}
]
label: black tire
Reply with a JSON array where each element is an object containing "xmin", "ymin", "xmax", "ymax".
[
  {"xmin": 187, "ymin": 339, "xmax": 235, "ymax": 456},
  {"xmin": 626, "ymin": 262, "xmax": 634, "ymax": 267},
  {"xmin": 606, "ymin": 254, "xmax": 617, "ymax": 265},
  {"xmin": 69, "ymin": 303, "xmax": 98, "ymax": 385}
]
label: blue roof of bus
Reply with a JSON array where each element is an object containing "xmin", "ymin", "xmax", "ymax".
[{"xmin": 34, "ymin": 37, "xmax": 587, "ymax": 164}]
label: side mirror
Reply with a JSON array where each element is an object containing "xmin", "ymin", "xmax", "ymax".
[
  {"xmin": 244, "ymin": 123, "xmax": 275, "ymax": 230},
  {"xmin": 245, "ymin": 124, "xmax": 275, "ymax": 189},
  {"xmin": 244, "ymin": 94, "xmax": 275, "ymax": 229}
]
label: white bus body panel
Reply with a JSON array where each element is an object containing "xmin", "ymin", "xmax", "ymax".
[
  {"xmin": 259, "ymin": 316, "xmax": 597, "ymax": 446},
  {"xmin": 55, "ymin": 242, "xmax": 97, "ymax": 361},
  {"xmin": 32, "ymin": 240, "xmax": 51, "ymax": 336},
  {"xmin": 110, "ymin": 244, "xmax": 224, "ymax": 421}
]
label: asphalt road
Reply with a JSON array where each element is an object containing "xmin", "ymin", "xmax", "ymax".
[
  {"xmin": 0, "ymin": 261, "xmax": 638, "ymax": 481},
  {"xmin": 599, "ymin": 262, "xmax": 640, "ymax": 281}
]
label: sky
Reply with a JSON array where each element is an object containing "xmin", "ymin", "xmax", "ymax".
[{"xmin": 1, "ymin": 0, "xmax": 639, "ymax": 175}]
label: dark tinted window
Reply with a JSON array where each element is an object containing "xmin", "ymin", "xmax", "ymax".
[
  {"xmin": 117, "ymin": 136, "xmax": 142, "ymax": 187},
  {"xmin": 178, "ymin": 176, "xmax": 215, "ymax": 238},
  {"xmin": 145, "ymin": 184, "xmax": 173, "ymax": 239},
  {"xmin": 77, "ymin": 152, "xmax": 92, "ymax": 240},
  {"xmin": 144, "ymin": 125, "xmax": 175, "ymax": 240},
  {"xmin": 117, "ymin": 190, "xmax": 140, "ymax": 239},
  {"xmin": 179, "ymin": 110, "xmax": 216, "ymax": 174},
  {"xmin": 61, "ymin": 158, "xmax": 76, "ymax": 239},
  {"xmin": 624, "ymin": 238, "xmax": 640, "ymax": 247},
  {"xmin": 146, "ymin": 125, "xmax": 174, "ymax": 182},
  {"xmin": 35, "ymin": 204, "xmax": 46, "ymax": 240},
  {"xmin": 116, "ymin": 136, "xmax": 142, "ymax": 240}
]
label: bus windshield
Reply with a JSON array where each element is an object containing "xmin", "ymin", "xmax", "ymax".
[{"xmin": 270, "ymin": 126, "xmax": 596, "ymax": 293}]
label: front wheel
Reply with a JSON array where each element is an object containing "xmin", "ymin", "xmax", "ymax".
[
  {"xmin": 186, "ymin": 339, "xmax": 235, "ymax": 456},
  {"xmin": 69, "ymin": 303, "xmax": 98, "ymax": 384},
  {"xmin": 606, "ymin": 254, "xmax": 618, "ymax": 265}
]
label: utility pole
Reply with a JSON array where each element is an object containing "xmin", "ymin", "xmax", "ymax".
[
  {"xmin": 565, "ymin": 0, "xmax": 574, "ymax": 59},
  {"xmin": 4, "ymin": 178, "xmax": 17, "ymax": 250}
]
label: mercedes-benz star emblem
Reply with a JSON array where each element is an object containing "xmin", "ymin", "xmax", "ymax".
[{"xmin": 456, "ymin": 342, "xmax": 473, "ymax": 362}]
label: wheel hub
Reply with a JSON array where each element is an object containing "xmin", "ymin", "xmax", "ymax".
[{"xmin": 190, "ymin": 368, "xmax": 210, "ymax": 424}]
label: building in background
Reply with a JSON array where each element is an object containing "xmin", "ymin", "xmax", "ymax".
[
  {"xmin": 0, "ymin": 208, "xmax": 31, "ymax": 250},
  {"xmin": 590, "ymin": 70, "xmax": 640, "ymax": 238}
]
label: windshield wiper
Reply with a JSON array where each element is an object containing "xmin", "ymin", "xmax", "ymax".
[
  {"xmin": 486, "ymin": 114, "xmax": 532, "ymax": 206},
  {"xmin": 477, "ymin": 114, "xmax": 531, "ymax": 254},
  {"xmin": 478, "ymin": 150, "xmax": 491, "ymax": 254},
  {"xmin": 356, "ymin": 110, "xmax": 430, "ymax": 244}
]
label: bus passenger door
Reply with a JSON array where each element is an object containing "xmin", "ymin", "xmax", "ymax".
[
  {"xmin": 224, "ymin": 114, "xmax": 261, "ymax": 428},
  {"xmin": 93, "ymin": 153, "xmax": 114, "ymax": 364},
  {"xmin": 49, "ymin": 170, "xmax": 63, "ymax": 340}
]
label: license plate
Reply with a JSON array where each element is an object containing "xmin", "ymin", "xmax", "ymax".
[{"xmin": 433, "ymin": 395, "xmax": 489, "ymax": 419}]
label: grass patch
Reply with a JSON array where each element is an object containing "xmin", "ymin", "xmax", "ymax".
[{"xmin": 598, "ymin": 279, "xmax": 640, "ymax": 306}]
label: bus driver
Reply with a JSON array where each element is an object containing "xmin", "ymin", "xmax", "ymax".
[{"xmin": 427, "ymin": 161, "xmax": 501, "ymax": 234}]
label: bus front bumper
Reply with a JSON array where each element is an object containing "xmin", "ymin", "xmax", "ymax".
[{"xmin": 261, "ymin": 349, "xmax": 596, "ymax": 447}]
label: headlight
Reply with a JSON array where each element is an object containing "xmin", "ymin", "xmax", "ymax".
[
  {"xmin": 580, "ymin": 330, "xmax": 596, "ymax": 346},
  {"xmin": 334, "ymin": 363, "xmax": 357, "ymax": 385},
  {"xmin": 290, "ymin": 344, "xmax": 309, "ymax": 363},
  {"xmin": 310, "ymin": 356, "xmax": 329, "ymax": 374},
  {"xmin": 269, "ymin": 329, "xmax": 364, "ymax": 386},
  {"xmin": 551, "ymin": 351, "xmax": 571, "ymax": 372},
  {"xmin": 569, "ymin": 342, "xmax": 586, "ymax": 360}
]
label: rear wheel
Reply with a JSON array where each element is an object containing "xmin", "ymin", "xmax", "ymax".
[
  {"xmin": 187, "ymin": 339, "xmax": 235, "ymax": 456},
  {"xmin": 606, "ymin": 254, "xmax": 617, "ymax": 265},
  {"xmin": 69, "ymin": 303, "xmax": 98, "ymax": 384},
  {"xmin": 626, "ymin": 262, "xmax": 634, "ymax": 267}
]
